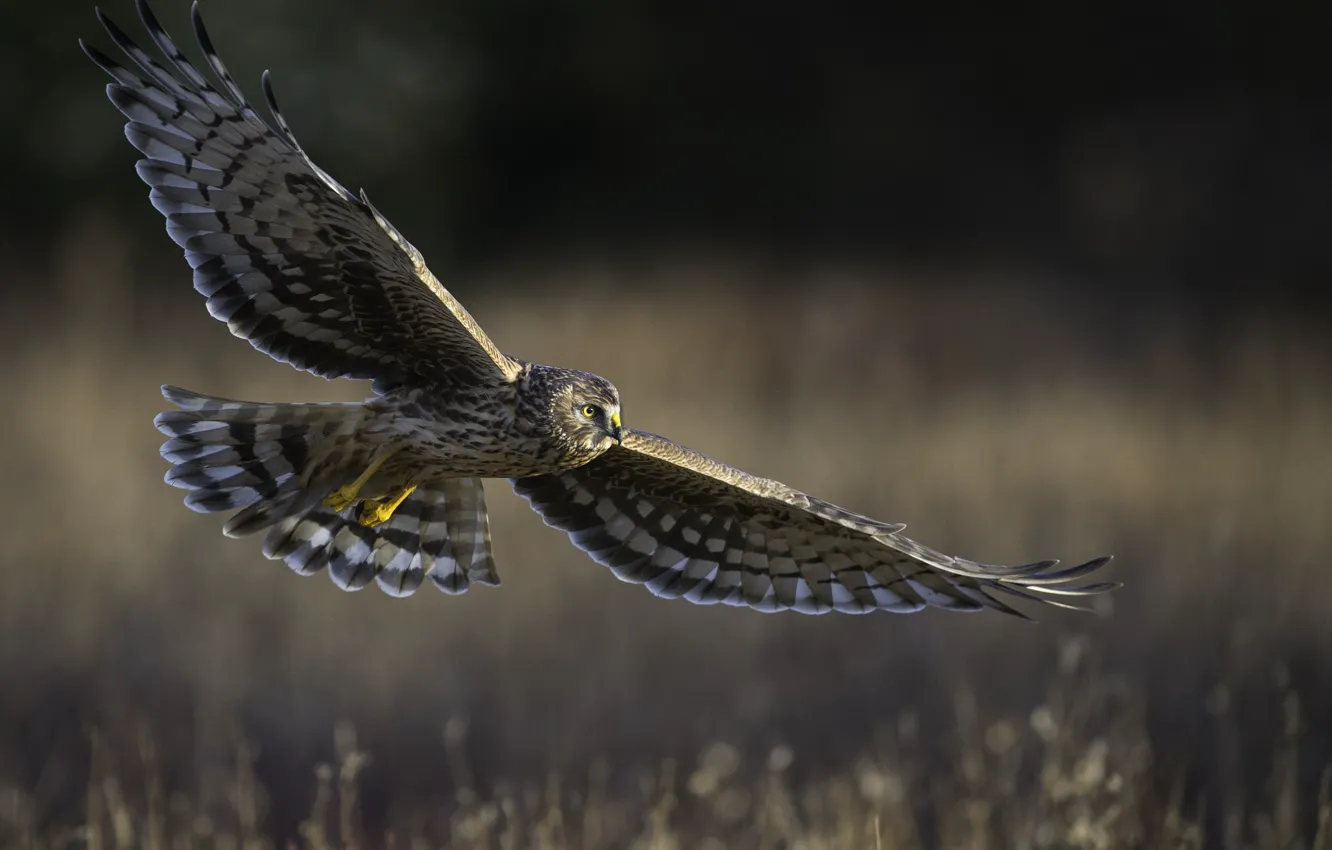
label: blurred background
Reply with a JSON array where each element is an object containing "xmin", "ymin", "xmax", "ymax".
[{"xmin": 2, "ymin": 0, "xmax": 1331, "ymax": 846}]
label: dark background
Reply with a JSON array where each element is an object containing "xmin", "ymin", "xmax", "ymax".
[
  {"xmin": 7, "ymin": 0, "xmax": 1332, "ymax": 303},
  {"xmin": 2, "ymin": 1, "xmax": 1330, "ymax": 847}
]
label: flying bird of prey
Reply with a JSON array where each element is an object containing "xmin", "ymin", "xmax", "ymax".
[{"xmin": 83, "ymin": 1, "xmax": 1116, "ymax": 617}]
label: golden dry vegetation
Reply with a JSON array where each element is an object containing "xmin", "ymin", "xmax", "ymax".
[{"xmin": 1, "ymin": 215, "xmax": 1331, "ymax": 848}]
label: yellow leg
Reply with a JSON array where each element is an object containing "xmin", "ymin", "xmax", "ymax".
[
  {"xmin": 358, "ymin": 484, "xmax": 418, "ymax": 527},
  {"xmin": 322, "ymin": 450, "xmax": 395, "ymax": 513}
]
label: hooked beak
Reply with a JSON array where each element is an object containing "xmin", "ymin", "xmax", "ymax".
[{"xmin": 610, "ymin": 411, "xmax": 623, "ymax": 443}]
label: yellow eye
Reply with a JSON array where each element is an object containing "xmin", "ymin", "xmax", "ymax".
[{"xmin": 581, "ymin": 404, "xmax": 599, "ymax": 418}]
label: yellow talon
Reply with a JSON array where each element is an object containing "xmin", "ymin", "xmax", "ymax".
[
  {"xmin": 322, "ymin": 489, "xmax": 357, "ymax": 513},
  {"xmin": 322, "ymin": 451, "xmax": 395, "ymax": 513},
  {"xmin": 358, "ymin": 485, "xmax": 418, "ymax": 527}
]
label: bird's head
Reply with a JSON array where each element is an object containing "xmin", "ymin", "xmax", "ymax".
[{"xmin": 553, "ymin": 369, "xmax": 623, "ymax": 454}]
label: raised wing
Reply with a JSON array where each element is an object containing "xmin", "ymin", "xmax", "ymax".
[
  {"xmin": 513, "ymin": 429, "xmax": 1116, "ymax": 618},
  {"xmin": 83, "ymin": 1, "xmax": 521, "ymax": 390}
]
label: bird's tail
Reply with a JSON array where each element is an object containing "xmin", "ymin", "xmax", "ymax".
[
  {"xmin": 155, "ymin": 384, "xmax": 362, "ymax": 533},
  {"xmin": 154, "ymin": 385, "xmax": 499, "ymax": 595}
]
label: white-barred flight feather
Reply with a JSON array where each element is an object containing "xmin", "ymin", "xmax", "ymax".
[
  {"xmin": 512, "ymin": 429, "xmax": 1118, "ymax": 618},
  {"xmin": 83, "ymin": 0, "xmax": 520, "ymax": 390}
]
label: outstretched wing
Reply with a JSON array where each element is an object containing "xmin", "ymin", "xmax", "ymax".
[
  {"xmin": 513, "ymin": 430, "xmax": 1116, "ymax": 618},
  {"xmin": 83, "ymin": 1, "xmax": 520, "ymax": 389}
]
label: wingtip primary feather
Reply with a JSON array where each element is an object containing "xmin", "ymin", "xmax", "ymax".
[
  {"xmin": 80, "ymin": 38, "xmax": 119, "ymax": 76},
  {"xmin": 1027, "ymin": 580, "xmax": 1122, "ymax": 597},
  {"xmin": 190, "ymin": 1, "xmax": 249, "ymax": 112},
  {"xmin": 259, "ymin": 69, "xmax": 300, "ymax": 150},
  {"xmin": 1013, "ymin": 555, "xmax": 1115, "ymax": 587},
  {"xmin": 984, "ymin": 554, "xmax": 1117, "ymax": 617},
  {"xmin": 992, "ymin": 583, "xmax": 1102, "ymax": 614},
  {"xmin": 132, "ymin": 0, "xmax": 173, "ymax": 52},
  {"xmin": 95, "ymin": 7, "xmax": 133, "ymax": 53},
  {"xmin": 151, "ymin": 6, "xmax": 207, "ymax": 88}
]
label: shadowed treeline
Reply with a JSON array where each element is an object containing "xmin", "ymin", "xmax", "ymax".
[{"xmin": 7, "ymin": 0, "xmax": 1332, "ymax": 302}]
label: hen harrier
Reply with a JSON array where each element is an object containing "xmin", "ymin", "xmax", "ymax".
[{"xmin": 83, "ymin": 1, "xmax": 1116, "ymax": 617}]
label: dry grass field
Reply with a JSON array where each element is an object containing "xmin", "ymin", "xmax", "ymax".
[{"xmin": 2, "ymin": 218, "xmax": 1330, "ymax": 848}]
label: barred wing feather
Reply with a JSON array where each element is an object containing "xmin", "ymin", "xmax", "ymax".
[
  {"xmin": 261, "ymin": 480, "xmax": 500, "ymax": 598},
  {"xmin": 83, "ymin": 0, "xmax": 520, "ymax": 390},
  {"xmin": 513, "ymin": 430, "xmax": 1117, "ymax": 617}
]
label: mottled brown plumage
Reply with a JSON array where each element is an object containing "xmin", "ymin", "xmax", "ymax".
[{"xmin": 87, "ymin": 0, "xmax": 1117, "ymax": 616}]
